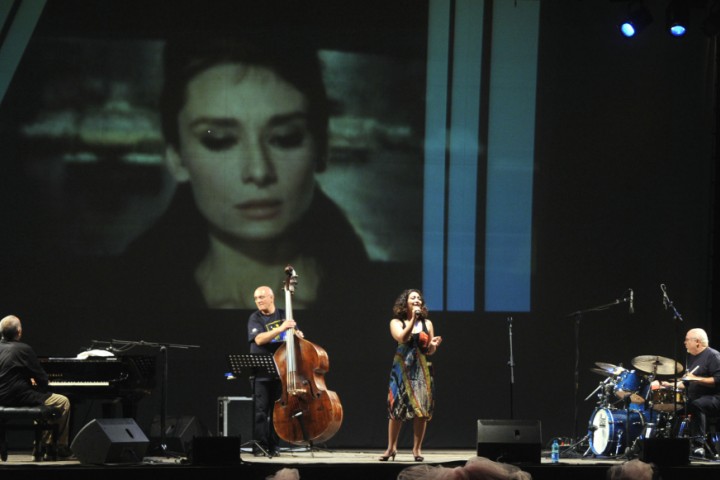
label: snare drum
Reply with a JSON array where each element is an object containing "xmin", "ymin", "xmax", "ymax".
[
  {"xmin": 650, "ymin": 387, "xmax": 685, "ymax": 412},
  {"xmin": 615, "ymin": 370, "xmax": 647, "ymax": 404},
  {"xmin": 589, "ymin": 407, "xmax": 649, "ymax": 456}
]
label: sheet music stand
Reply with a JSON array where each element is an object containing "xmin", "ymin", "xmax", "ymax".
[
  {"xmin": 227, "ymin": 354, "xmax": 280, "ymax": 457},
  {"xmin": 228, "ymin": 354, "xmax": 279, "ymax": 381}
]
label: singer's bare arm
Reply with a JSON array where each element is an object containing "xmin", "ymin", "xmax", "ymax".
[{"xmin": 390, "ymin": 317, "xmax": 416, "ymax": 343}]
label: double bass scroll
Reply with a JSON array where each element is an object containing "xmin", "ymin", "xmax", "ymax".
[{"xmin": 272, "ymin": 265, "xmax": 343, "ymax": 446}]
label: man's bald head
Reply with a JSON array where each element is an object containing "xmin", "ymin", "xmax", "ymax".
[
  {"xmin": 254, "ymin": 286, "xmax": 276, "ymax": 315},
  {"xmin": 0, "ymin": 315, "xmax": 22, "ymax": 341}
]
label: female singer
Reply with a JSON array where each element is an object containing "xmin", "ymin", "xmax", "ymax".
[{"xmin": 380, "ymin": 289, "xmax": 442, "ymax": 462}]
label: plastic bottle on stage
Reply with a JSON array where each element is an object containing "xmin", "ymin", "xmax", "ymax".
[{"xmin": 551, "ymin": 439, "xmax": 560, "ymax": 463}]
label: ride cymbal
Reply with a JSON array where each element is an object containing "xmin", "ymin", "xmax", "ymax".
[{"xmin": 631, "ymin": 355, "xmax": 683, "ymax": 375}]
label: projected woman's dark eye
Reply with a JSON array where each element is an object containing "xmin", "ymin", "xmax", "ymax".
[
  {"xmin": 268, "ymin": 122, "xmax": 310, "ymax": 150},
  {"xmin": 200, "ymin": 131, "xmax": 237, "ymax": 151},
  {"xmin": 271, "ymin": 131, "xmax": 306, "ymax": 149}
]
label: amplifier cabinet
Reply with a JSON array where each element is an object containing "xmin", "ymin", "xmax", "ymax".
[{"xmin": 217, "ymin": 396, "xmax": 253, "ymax": 442}]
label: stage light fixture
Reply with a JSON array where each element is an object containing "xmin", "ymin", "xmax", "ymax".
[
  {"xmin": 666, "ymin": 0, "xmax": 690, "ymax": 37},
  {"xmin": 619, "ymin": 4, "xmax": 654, "ymax": 38}
]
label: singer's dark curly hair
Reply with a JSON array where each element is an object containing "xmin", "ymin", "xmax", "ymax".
[{"xmin": 392, "ymin": 289, "xmax": 429, "ymax": 320}]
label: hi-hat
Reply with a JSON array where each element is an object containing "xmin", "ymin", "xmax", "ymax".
[
  {"xmin": 591, "ymin": 367, "xmax": 615, "ymax": 377},
  {"xmin": 595, "ymin": 362, "xmax": 625, "ymax": 375},
  {"xmin": 631, "ymin": 355, "xmax": 683, "ymax": 375}
]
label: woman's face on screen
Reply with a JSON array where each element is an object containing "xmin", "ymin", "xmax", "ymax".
[{"xmin": 166, "ymin": 63, "xmax": 317, "ymax": 241}]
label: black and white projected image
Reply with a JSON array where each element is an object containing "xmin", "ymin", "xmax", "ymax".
[{"xmin": 0, "ymin": 26, "xmax": 426, "ymax": 312}]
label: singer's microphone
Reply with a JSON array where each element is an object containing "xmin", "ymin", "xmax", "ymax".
[
  {"xmin": 413, "ymin": 308, "xmax": 423, "ymax": 318},
  {"xmin": 629, "ymin": 289, "xmax": 634, "ymax": 314}
]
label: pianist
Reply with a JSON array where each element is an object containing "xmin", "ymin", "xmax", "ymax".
[{"xmin": 0, "ymin": 315, "xmax": 72, "ymax": 459}]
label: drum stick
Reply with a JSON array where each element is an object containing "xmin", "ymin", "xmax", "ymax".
[{"xmin": 680, "ymin": 365, "xmax": 699, "ymax": 381}]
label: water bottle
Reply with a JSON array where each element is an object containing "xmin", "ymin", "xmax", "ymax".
[{"xmin": 551, "ymin": 438, "xmax": 560, "ymax": 463}]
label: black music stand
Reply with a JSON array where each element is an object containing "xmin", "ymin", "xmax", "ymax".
[{"xmin": 227, "ymin": 354, "xmax": 280, "ymax": 458}]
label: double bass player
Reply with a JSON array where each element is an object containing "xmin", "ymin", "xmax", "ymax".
[{"xmin": 247, "ymin": 286, "xmax": 303, "ymax": 457}]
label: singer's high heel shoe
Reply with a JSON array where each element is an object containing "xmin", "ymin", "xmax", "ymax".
[
  {"xmin": 414, "ymin": 455, "xmax": 425, "ymax": 462},
  {"xmin": 379, "ymin": 450, "xmax": 397, "ymax": 462}
]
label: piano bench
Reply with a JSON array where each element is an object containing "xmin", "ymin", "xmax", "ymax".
[{"xmin": 0, "ymin": 405, "xmax": 61, "ymax": 462}]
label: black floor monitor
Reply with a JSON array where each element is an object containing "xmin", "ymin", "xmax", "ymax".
[{"xmin": 476, "ymin": 419, "xmax": 542, "ymax": 464}]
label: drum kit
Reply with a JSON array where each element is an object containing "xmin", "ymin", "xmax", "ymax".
[{"xmin": 584, "ymin": 354, "xmax": 687, "ymax": 457}]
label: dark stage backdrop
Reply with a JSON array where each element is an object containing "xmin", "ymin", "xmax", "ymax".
[{"xmin": 0, "ymin": 0, "xmax": 716, "ymax": 449}]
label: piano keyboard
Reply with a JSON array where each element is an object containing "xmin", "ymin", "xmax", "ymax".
[{"xmin": 49, "ymin": 381, "xmax": 111, "ymax": 387}]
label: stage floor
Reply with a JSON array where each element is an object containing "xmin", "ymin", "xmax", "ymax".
[{"xmin": 1, "ymin": 448, "xmax": 720, "ymax": 480}]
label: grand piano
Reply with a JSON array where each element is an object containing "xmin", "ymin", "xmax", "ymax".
[{"xmin": 39, "ymin": 354, "xmax": 156, "ymax": 419}]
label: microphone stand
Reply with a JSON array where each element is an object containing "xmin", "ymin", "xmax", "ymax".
[
  {"xmin": 660, "ymin": 285, "xmax": 684, "ymax": 435},
  {"xmin": 566, "ymin": 292, "xmax": 632, "ymax": 443},
  {"xmin": 507, "ymin": 317, "xmax": 515, "ymax": 419},
  {"xmin": 107, "ymin": 339, "xmax": 200, "ymax": 457}
]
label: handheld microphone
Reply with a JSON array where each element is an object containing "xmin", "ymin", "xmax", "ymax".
[{"xmin": 629, "ymin": 289, "xmax": 634, "ymax": 314}]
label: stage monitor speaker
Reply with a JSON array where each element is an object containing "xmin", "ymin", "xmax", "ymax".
[
  {"xmin": 70, "ymin": 418, "xmax": 149, "ymax": 464},
  {"xmin": 640, "ymin": 438, "xmax": 690, "ymax": 466},
  {"xmin": 191, "ymin": 436, "xmax": 241, "ymax": 465},
  {"xmin": 150, "ymin": 415, "xmax": 207, "ymax": 454},
  {"xmin": 476, "ymin": 419, "xmax": 542, "ymax": 464}
]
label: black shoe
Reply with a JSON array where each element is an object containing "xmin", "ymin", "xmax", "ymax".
[
  {"xmin": 268, "ymin": 449, "xmax": 281, "ymax": 457},
  {"xmin": 56, "ymin": 445, "xmax": 74, "ymax": 459},
  {"xmin": 41, "ymin": 445, "xmax": 57, "ymax": 461}
]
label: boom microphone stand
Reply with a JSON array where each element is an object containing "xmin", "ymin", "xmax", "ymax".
[
  {"xmin": 566, "ymin": 291, "xmax": 632, "ymax": 443},
  {"xmin": 660, "ymin": 284, "xmax": 683, "ymax": 416},
  {"xmin": 659, "ymin": 284, "xmax": 696, "ymax": 452},
  {"xmin": 107, "ymin": 339, "xmax": 200, "ymax": 457}
]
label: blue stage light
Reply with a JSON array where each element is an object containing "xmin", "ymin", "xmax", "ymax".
[
  {"xmin": 669, "ymin": 24, "xmax": 687, "ymax": 36},
  {"xmin": 618, "ymin": 4, "xmax": 653, "ymax": 38},
  {"xmin": 666, "ymin": 0, "xmax": 690, "ymax": 37},
  {"xmin": 620, "ymin": 22, "xmax": 638, "ymax": 37}
]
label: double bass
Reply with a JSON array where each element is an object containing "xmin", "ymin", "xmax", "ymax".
[{"xmin": 272, "ymin": 265, "xmax": 343, "ymax": 446}]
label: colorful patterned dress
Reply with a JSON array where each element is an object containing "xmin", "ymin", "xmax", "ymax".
[{"xmin": 387, "ymin": 319, "xmax": 434, "ymax": 420}]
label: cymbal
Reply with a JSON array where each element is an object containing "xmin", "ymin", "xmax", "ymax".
[
  {"xmin": 631, "ymin": 355, "xmax": 684, "ymax": 375},
  {"xmin": 591, "ymin": 367, "xmax": 614, "ymax": 377},
  {"xmin": 594, "ymin": 362, "xmax": 625, "ymax": 375}
]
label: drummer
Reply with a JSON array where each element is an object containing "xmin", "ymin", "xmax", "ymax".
[{"xmin": 657, "ymin": 328, "xmax": 720, "ymax": 456}]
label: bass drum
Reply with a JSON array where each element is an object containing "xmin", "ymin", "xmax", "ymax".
[{"xmin": 589, "ymin": 407, "xmax": 649, "ymax": 456}]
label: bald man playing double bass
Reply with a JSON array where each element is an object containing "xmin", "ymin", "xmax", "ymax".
[{"xmin": 247, "ymin": 286, "xmax": 303, "ymax": 457}]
